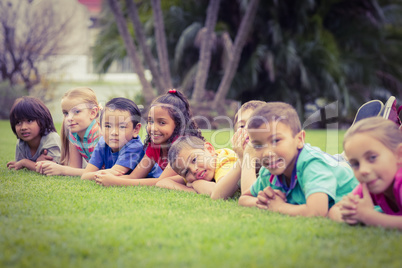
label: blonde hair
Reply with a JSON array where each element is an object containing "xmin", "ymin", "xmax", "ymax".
[
  {"xmin": 60, "ymin": 87, "xmax": 99, "ymax": 165},
  {"xmin": 343, "ymin": 117, "xmax": 402, "ymax": 153},
  {"xmin": 233, "ymin": 100, "xmax": 266, "ymax": 129}
]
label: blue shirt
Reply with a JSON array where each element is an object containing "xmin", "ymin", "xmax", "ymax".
[
  {"xmin": 250, "ymin": 143, "xmax": 358, "ymax": 208},
  {"xmin": 89, "ymin": 136, "xmax": 162, "ymax": 178}
]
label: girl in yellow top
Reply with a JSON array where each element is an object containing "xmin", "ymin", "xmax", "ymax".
[{"xmin": 156, "ymin": 136, "xmax": 239, "ymax": 199}]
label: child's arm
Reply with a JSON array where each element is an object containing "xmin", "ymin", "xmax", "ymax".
[
  {"xmin": 265, "ymin": 189, "xmax": 329, "ymax": 217},
  {"xmin": 82, "ymin": 164, "xmax": 128, "ymax": 181},
  {"xmin": 238, "ymin": 188, "xmax": 258, "ymax": 207},
  {"xmin": 156, "ymin": 175, "xmax": 197, "ymax": 193},
  {"xmin": 81, "ymin": 163, "xmax": 100, "ymax": 180},
  {"xmin": 125, "ymin": 155, "xmax": 155, "ymax": 179},
  {"xmin": 94, "ymin": 157, "xmax": 172, "ymax": 187},
  {"xmin": 240, "ymin": 145, "xmax": 258, "ymax": 194},
  {"xmin": 210, "ymin": 164, "xmax": 241, "ymax": 200},
  {"xmin": 7, "ymin": 159, "xmax": 37, "ymax": 171},
  {"xmin": 341, "ymin": 183, "xmax": 402, "ymax": 229}
]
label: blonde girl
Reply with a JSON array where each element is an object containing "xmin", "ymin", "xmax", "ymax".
[
  {"xmin": 334, "ymin": 117, "xmax": 402, "ymax": 229},
  {"xmin": 36, "ymin": 87, "xmax": 101, "ymax": 176},
  {"xmin": 94, "ymin": 89, "xmax": 204, "ymax": 186}
]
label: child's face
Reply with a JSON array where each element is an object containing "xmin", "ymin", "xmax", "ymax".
[
  {"xmin": 173, "ymin": 143, "xmax": 217, "ymax": 183},
  {"xmin": 15, "ymin": 119, "xmax": 41, "ymax": 145},
  {"xmin": 247, "ymin": 121, "xmax": 304, "ymax": 179},
  {"xmin": 61, "ymin": 97, "xmax": 97, "ymax": 138},
  {"xmin": 147, "ymin": 106, "xmax": 176, "ymax": 145},
  {"xmin": 236, "ymin": 108, "xmax": 254, "ymax": 130},
  {"xmin": 344, "ymin": 133, "xmax": 402, "ymax": 195},
  {"xmin": 102, "ymin": 109, "xmax": 140, "ymax": 152}
]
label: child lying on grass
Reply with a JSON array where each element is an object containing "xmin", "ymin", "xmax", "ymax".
[
  {"xmin": 156, "ymin": 136, "xmax": 240, "ymax": 199},
  {"xmin": 238, "ymin": 102, "xmax": 358, "ymax": 217},
  {"xmin": 81, "ymin": 98, "xmax": 161, "ymax": 181},
  {"xmin": 329, "ymin": 117, "xmax": 402, "ymax": 229}
]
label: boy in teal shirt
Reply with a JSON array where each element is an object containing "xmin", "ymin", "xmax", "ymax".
[{"xmin": 239, "ymin": 102, "xmax": 358, "ymax": 217}]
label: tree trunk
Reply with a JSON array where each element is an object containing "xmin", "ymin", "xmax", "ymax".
[
  {"xmin": 192, "ymin": 0, "xmax": 221, "ymax": 102},
  {"xmin": 125, "ymin": 0, "xmax": 165, "ymax": 95},
  {"xmin": 212, "ymin": 0, "xmax": 260, "ymax": 109},
  {"xmin": 151, "ymin": 0, "xmax": 173, "ymax": 90},
  {"xmin": 107, "ymin": 0, "xmax": 155, "ymax": 105}
]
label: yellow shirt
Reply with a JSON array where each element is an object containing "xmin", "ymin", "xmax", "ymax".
[{"xmin": 214, "ymin": 148, "xmax": 238, "ymax": 182}]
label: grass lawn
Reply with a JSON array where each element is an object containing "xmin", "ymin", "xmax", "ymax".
[{"xmin": 0, "ymin": 120, "xmax": 401, "ymax": 267}]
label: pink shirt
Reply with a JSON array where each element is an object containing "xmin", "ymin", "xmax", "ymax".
[{"xmin": 353, "ymin": 168, "xmax": 402, "ymax": 215}]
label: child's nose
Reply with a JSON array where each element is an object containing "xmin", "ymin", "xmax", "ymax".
[
  {"xmin": 111, "ymin": 128, "xmax": 119, "ymax": 135},
  {"xmin": 358, "ymin": 163, "xmax": 371, "ymax": 178}
]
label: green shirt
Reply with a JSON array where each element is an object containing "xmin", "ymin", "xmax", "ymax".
[{"xmin": 250, "ymin": 143, "xmax": 358, "ymax": 208}]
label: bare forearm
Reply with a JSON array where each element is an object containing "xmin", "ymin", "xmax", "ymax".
[
  {"xmin": 238, "ymin": 195, "xmax": 258, "ymax": 207},
  {"xmin": 81, "ymin": 172, "xmax": 96, "ymax": 180},
  {"xmin": 241, "ymin": 155, "xmax": 257, "ymax": 194},
  {"xmin": 211, "ymin": 165, "xmax": 240, "ymax": 200},
  {"xmin": 110, "ymin": 176, "xmax": 160, "ymax": 186},
  {"xmin": 360, "ymin": 210, "xmax": 402, "ymax": 229},
  {"xmin": 60, "ymin": 166, "xmax": 85, "ymax": 176},
  {"xmin": 21, "ymin": 159, "xmax": 37, "ymax": 171},
  {"xmin": 275, "ymin": 203, "xmax": 326, "ymax": 217},
  {"xmin": 156, "ymin": 179, "xmax": 197, "ymax": 193}
]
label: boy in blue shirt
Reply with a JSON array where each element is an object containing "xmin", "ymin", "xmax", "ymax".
[
  {"xmin": 81, "ymin": 98, "xmax": 161, "ymax": 181},
  {"xmin": 239, "ymin": 102, "xmax": 358, "ymax": 217}
]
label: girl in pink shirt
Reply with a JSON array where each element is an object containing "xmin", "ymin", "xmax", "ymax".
[{"xmin": 339, "ymin": 117, "xmax": 402, "ymax": 229}]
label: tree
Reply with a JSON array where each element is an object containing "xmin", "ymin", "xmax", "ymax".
[
  {"xmin": 212, "ymin": 0, "xmax": 260, "ymax": 109},
  {"xmin": 125, "ymin": 0, "xmax": 165, "ymax": 95},
  {"xmin": 0, "ymin": 0, "xmax": 79, "ymax": 92},
  {"xmin": 107, "ymin": 0, "xmax": 156, "ymax": 104},
  {"xmin": 151, "ymin": 0, "xmax": 173, "ymax": 90},
  {"xmin": 192, "ymin": 0, "xmax": 221, "ymax": 102}
]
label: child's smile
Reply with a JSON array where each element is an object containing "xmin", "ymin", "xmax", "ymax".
[
  {"xmin": 147, "ymin": 106, "xmax": 176, "ymax": 145},
  {"xmin": 248, "ymin": 121, "xmax": 304, "ymax": 179},
  {"xmin": 345, "ymin": 133, "xmax": 400, "ymax": 195}
]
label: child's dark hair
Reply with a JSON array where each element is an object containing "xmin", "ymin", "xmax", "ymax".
[
  {"xmin": 9, "ymin": 96, "xmax": 56, "ymax": 137},
  {"xmin": 144, "ymin": 89, "xmax": 204, "ymax": 149},
  {"xmin": 248, "ymin": 102, "xmax": 302, "ymax": 136},
  {"xmin": 100, "ymin": 97, "xmax": 141, "ymax": 127}
]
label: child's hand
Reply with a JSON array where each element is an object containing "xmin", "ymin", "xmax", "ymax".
[
  {"xmin": 7, "ymin": 160, "xmax": 24, "ymax": 170},
  {"xmin": 344, "ymin": 183, "xmax": 375, "ymax": 225},
  {"xmin": 339, "ymin": 193, "xmax": 360, "ymax": 225},
  {"xmin": 231, "ymin": 128, "xmax": 249, "ymax": 159},
  {"xmin": 94, "ymin": 171, "xmax": 116, "ymax": 187},
  {"xmin": 256, "ymin": 186, "xmax": 287, "ymax": 211},
  {"xmin": 35, "ymin": 161, "xmax": 63, "ymax": 176},
  {"xmin": 36, "ymin": 149, "xmax": 53, "ymax": 162}
]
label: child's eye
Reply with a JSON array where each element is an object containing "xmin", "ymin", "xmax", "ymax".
[
  {"xmin": 28, "ymin": 119, "xmax": 34, "ymax": 123},
  {"xmin": 119, "ymin": 125, "xmax": 127, "ymax": 129},
  {"xmin": 368, "ymin": 155, "xmax": 377, "ymax": 162},
  {"xmin": 16, "ymin": 121, "xmax": 22, "ymax": 125},
  {"xmin": 105, "ymin": 125, "xmax": 111, "ymax": 128},
  {"xmin": 191, "ymin": 157, "xmax": 197, "ymax": 164},
  {"xmin": 239, "ymin": 125, "xmax": 245, "ymax": 129},
  {"xmin": 63, "ymin": 112, "xmax": 68, "ymax": 117},
  {"xmin": 349, "ymin": 160, "xmax": 359, "ymax": 170},
  {"xmin": 74, "ymin": 110, "xmax": 80, "ymax": 114},
  {"xmin": 252, "ymin": 143, "xmax": 264, "ymax": 149},
  {"xmin": 159, "ymin": 121, "xmax": 166, "ymax": 125}
]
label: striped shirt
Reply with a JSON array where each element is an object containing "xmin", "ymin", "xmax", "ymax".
[{"xmin": 68, "ymin": 119, "xmax": 100, "ymax": 161}]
